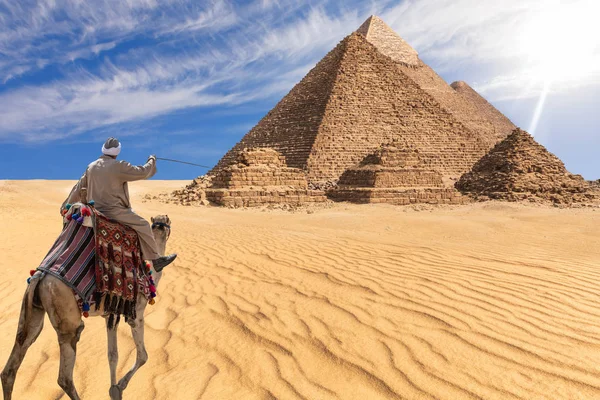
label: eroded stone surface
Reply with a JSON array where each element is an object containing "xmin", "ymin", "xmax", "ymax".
[
  {"xmin": 456, "ymin": 129, "xmax": 599, "ymax": 205},
  {"xmin": 329, "ymin": 141, "xmax": 467, "ymax": 205},
  {"xmin": 206, "ymin": 148, "xmax": 326, "ymax": 207}
]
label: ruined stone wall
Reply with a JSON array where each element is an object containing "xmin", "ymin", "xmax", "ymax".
[
  {"xmin": 210, "ymin": 38, "xmax": 346, "ymax": 175},
  {"xmin": 211, "ymin": 166, "xmax": 309, "ymax": 189},
  {"xmin": 206, "ymin": 189, "xmax": 326, "ymax": 207},
  {"xmin": 329, "ymin": 187, "xmax": 467, "ymax": 205},
  {"xmin": 356, "ymin": 16, "xmax": 419, "ymax": 66},
  {"xmin": 339, "ymin": 168, "xmax": 443, "ymax": 188},
  {"xmin": 237, "ymin": 148, "xmax": 285, "ymax": 167},
  {"xmin": 307, "ymin": 33, "xmax": 489, "ymax": 183}
]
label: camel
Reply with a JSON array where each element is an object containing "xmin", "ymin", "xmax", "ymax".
[{"xmin": 1, "ymin": 214, "xmax": 173, "ymax": 400}]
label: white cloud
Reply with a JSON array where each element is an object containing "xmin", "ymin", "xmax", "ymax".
[
  {"xmin": 0, "ymin": 0, "xmax": 238, "ymax": 82},
  {"xmin": 0, "ymin": 1, "xmax": 370, "ymax": 142},
  {"xmin": 381, "ymin": 0, "xmax": 600, "ymax": 100},
  {"xmin": 1, "ymin": 0, "xmax": 599, "ymax": 143}
]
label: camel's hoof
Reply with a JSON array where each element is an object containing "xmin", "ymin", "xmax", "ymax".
[{"xmin": 109, "ymin": 384, "xmax": 122, "ymax": 400}]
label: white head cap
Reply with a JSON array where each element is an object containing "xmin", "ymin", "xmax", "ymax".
[{"xmin": 102, "ymin": 137, "xmax": 121, "ymax": 156}]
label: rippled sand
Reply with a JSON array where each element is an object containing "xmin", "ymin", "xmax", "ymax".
[{"xmin": 1, "ymin": 180, "xmax": 599, "ymax": 399}]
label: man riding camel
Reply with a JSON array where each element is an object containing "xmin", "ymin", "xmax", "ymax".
[{"xmin": 61, "ymin": 137, "xmax": 177, "ymax": 271}]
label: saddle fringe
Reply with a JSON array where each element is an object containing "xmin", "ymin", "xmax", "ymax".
[{"xmin": 100, "ymin": 293, "xmax": 137, "ymax": 329}]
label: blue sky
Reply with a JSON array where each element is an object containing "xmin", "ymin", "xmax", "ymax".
[{"xmin": 0, "ymin": 0, "xmax": 598, "ymax": 180}]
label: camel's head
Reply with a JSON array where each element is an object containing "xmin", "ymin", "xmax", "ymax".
[
  {"xmin": 150, "ymin": 215, "xmax": 172, "ymax": 285},
  {"xmin": 151, "ymin": 215, "xmax": 171, "ymax": 248}
]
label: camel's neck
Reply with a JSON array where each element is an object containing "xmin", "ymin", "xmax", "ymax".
[{"xmin": 156, "ymin": 238, "xmax": 167, "ymax": 257}]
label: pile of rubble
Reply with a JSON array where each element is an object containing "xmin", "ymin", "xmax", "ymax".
[
  {"xmin": 456, "ymin": 129, "xmax": 599, "ymax": 205},
  {"xmin": 144, "ymin": 175, "xmax": 213, "ymax": 206},
  {"xmin": 308, "ymin": 180, "xmax": 338, "ymax": 191}
]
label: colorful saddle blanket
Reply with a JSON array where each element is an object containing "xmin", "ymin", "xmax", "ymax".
[
  {"xmin": 38, "ymin": 218, "xmax": 96, "ymax": 304},
  {"xmin": 94, "ymin": 210, "xmax": 147, "ymax": 322},
  {"xmin": 37, "ymin": 204, "xmax": 150, "ymax": 325}
]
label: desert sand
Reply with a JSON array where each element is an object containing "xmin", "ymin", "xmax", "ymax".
[{"xmin": 1, "ymin": 180, "xmax": 600, "ymax": 399}]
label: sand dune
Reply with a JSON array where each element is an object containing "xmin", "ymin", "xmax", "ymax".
[{"xmin": 1, "ymin": 180, "xmax": 600, "ymax": 399}]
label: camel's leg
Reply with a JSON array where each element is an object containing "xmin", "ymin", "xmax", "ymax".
[
  {"xmin": 56, "ymin": 328, "xmax": 83, "ymax": 400},
  {"xmin": 107, "ymin": 321, "xmax": 119, "ymax": 385},
  {"xmin": 115, "ymin": 300, "xmax": 149, "ymax": 393},
  {"xmin": 106, "ymin": 319, "xmax": 122, "ymax": 400},
  {"xmin": 39, "ymin": 275, "xmax": 84, "ymax": 400},
  {"xmin": 1, "ymin": 305, "xmax": 45, "ymax": 400}
]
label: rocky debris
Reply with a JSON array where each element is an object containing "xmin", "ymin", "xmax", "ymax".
[
  {"xmin": 456, "ymin": 128, "xmax": 599, "ymax": 205},
  {"xmin": 145, "ymin": 175, "xmax": 214, "ymax": 206},
  {"xmin": 308, "ymin": 180, "xmax": 338, "ymax": 191},
  {"xmin": 187, "ymin": 175, "xmax": 213, "ymax": 190},
  {"xmin": 168, "ymin": 187, "xmax": 211, "ymax": 206}
]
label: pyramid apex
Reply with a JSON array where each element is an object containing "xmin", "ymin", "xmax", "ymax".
[
  {"xmin": 450, "ymin": 81, "xmax": 469, "ymax": 90},
  {"xmin": 355, "ymin": 15, "xmax": 419, "ymax": 66}
]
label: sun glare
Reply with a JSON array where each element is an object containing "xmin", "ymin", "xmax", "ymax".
[
  {"xmin": 519, "ymin": 0, "xmax": 600, "ymax": 135},
  {"xmin": 519, "ymin": 1, "xmax": 600, "ymax": 83}
]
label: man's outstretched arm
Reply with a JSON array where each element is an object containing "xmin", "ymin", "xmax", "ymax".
[{"xmin": 118, "ymin": 156, "xmax": 157, "ymax": 182}]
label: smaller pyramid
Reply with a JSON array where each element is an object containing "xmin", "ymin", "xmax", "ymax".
[
  {"xmin": 356, "ymin": 16, "xmax": 420, "ymax": 66},
  {"xmin": 329, "ymin": 141, "xmax": 466, "ymax": 205},
  {"xmin": 451, "ymin": 81, "xmax": 516, "ymax": 144},
  {"xmin": 456, "ymin": 129, "xmax": 597, "ymax": 204},
  {"xmin": 206, "ymin": 148, "xmax": 326, "ymax": 207}
]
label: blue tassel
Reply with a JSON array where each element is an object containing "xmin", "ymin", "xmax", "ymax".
[
  {"xmin": 72, "ymin": 213, "xmax": 80, "ymax": 220},
  {"xmin": 82, "ymin": 303, "xmax": 90, "ymax": 312},
  {"xmin": 89, "ymin": 200, "xmax": 95, "ymax": 206},
  {"xmin": 65, "ymin": 203, "xmax": 72, "ymax": 210},
  {"xmin": 27, "ymin": 277, "xmax": 31, "ymax": 284}
]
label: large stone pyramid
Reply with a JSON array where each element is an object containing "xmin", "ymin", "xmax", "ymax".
[
  {"xmin": 456, "ymin": 129, "xmax": 597, "ymax": 204},
  {"xmin": 357, "ymin": 16, "xmax": 515, "ymax": 147},
  {"xmin": 211, "ymin": 16, "xmax": 514, "ymax": 184}
]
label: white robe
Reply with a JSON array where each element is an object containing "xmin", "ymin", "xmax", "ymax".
[{"xmin": 62, "ymin": 155, "xmax": 160, "ymax": 260}]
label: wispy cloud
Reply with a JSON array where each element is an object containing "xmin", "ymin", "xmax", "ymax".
[
  {"xmin": 0, "ymin": 0, "xmax": 599, "ymax": 144},
  {"xmin": 0, "ymin": 1, "xmax": 369, "ymax": 142},
  {"xmin": 0, "ymin": 0, "xmax": 238, "ymax": 82}
]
